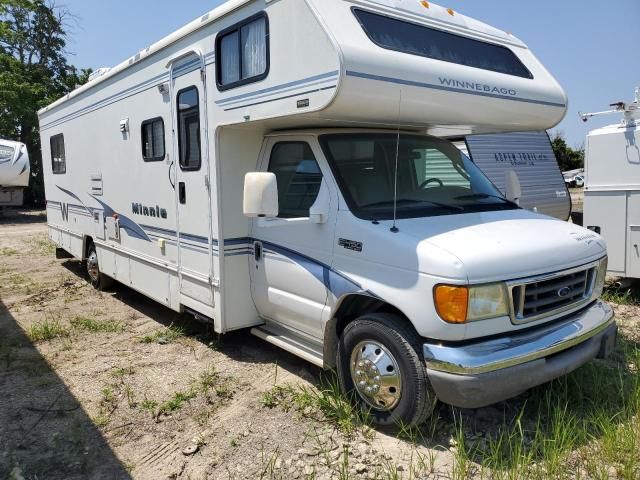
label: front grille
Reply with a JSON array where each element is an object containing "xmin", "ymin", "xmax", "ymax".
[{"xmin": 510, "ymin": 266, "xmax": 597, "ymax": 324}]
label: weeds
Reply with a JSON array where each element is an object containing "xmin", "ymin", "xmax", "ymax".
[
  {"xmin": 159, "ymin": 390, "xmax": 197, "ymax": 414},
  {"xmin": 140, "ymin": 324, "xmax": 185, "ymax": 344},
  {"xmin": 0, "ymin": 247, "xmax": 18, "ymax": 256},
  {"xmin": 29, "ymin": 236, "xmax": 56, "ymax": 256},
  {"xmin": 140, "ymin": 398, "xmax": 158, "ymax": 416},
  {"xmin": 197, "ymin": 366, "xmax": 235, "ymax": 401},
  {"xmin": 27, "ymin": 318, "xmax": 71, "ymax": 342},
  {"xmin": 447, "ymin": 338, "xmax": 640, "ymax": 479},
  {"xmin": 71, "ymin": 316, "xmax": 124, "ymax": 333}
]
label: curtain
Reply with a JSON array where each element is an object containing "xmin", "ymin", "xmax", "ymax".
[
  {"xmin": 220, "ymin": 31, "xmax": 240, "ymax": 85},
  {"xmin": 241, "ymin": 17, "xmax": 266, "ymax": 79},
  {"xmin": 152, "ymin": 120, "xmax": 164, "ymax": 157}
]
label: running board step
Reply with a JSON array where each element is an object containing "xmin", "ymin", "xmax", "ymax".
[{"xmin": 251, "ymin": 324, "xmax": 324, "ymax": 368}]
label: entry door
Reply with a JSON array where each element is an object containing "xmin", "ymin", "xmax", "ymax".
[
  {"xmin": 250, "ymin": 137, "xmax": 337, "ymax": 340},
  {"xmin": 172, "ymin": 65, "xmax": 213, "ymax": 306}
]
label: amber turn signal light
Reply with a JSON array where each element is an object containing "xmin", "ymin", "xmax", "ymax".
[{"xmin": 434, "ymin": 285, "xmax": 468, "ymax": 324}]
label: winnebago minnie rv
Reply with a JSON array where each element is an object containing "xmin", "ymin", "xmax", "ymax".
[
  {"xmin": 39, "ymin": 0, "xmax": 615, "ymax": 427},
  {"xmin": 583, "ymin": 88, "xmax": 640, "ymax": 279},
  {"xmin": 0, "ymin": 139, "xmax": 30, "ymax": 208}
]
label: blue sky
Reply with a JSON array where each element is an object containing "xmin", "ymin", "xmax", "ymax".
[{"xmin": 62, "ymin": 0, "xmax": 639, "ymax": 148}]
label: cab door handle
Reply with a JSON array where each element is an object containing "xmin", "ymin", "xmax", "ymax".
[
  {"xmin": 254, "ymin": 241, "xmax": 262, "ymax": 262},
  {"xmin": 179, "ymin": 182, "xmax": 186, "ymax": 204}
]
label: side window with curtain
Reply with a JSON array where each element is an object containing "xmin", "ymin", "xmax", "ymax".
[
  {"xmin": 177, "ymin": 87, "xmax": 201, "ymax": 170},
  {"xmin": 268, "ymin": 142, "xmax": 323, "ymax": 219},
  {"xmin": 216, "ymin": 13, "xmax": 269, "ymax": 90},
  {"xmin": 50, "ymin": 134, "xmax": 66, "ymax": 174},
  {"xmin": 141, "ymin": 118, "xmax": 165, "ymax": 162}
]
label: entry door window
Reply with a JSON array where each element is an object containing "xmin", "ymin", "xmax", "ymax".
[
  {"xmin": 268, "ymin": 142, "xmax": 323, "ymax": 219},
  {"xmin": 177, "ymin": 87, "xmax": 201, "ymax": 171}
]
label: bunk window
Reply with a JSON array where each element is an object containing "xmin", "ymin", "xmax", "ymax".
[
  {"xmin": 268, "ymin": 142, "xmax": 323, "ymax": 219},
  {"xmin": 50, "ymin": 134, "xmax": 66, "ymax": 174},
  {"xmin": 353, "ymin": 9, "xmax": 533, "ymax": 79},
  {"xmin": 216, "ymin": 12, "xmax": 269, "ymax": 91},
  {"xmin": 141, "ymin": 118, "xmax": 165, "ymax": 162},
  {"xmin": 177, "ymin": 87, "xmax": 201, "ymax": 171}
]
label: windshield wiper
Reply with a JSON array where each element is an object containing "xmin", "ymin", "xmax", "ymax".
[
  {"xmin": 454, "ymin": 193, "xmax": 518, "ymax": 207},
  {"xmin": 360, "ymin": 199, "xmax": 464, "ymax": 211}
]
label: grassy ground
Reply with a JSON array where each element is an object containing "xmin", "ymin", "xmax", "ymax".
[{"xmin": 1, "ymin": 210, "xmax": 639, "ymax": 479}]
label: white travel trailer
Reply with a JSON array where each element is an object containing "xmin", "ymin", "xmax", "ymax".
[
  {"xmin": 455, "ymin": 131, "xmax": 571, "ymax": 220},
  {"xmin": 583, "ymin": 88, "xmax": 640, "ymax": 278},
  {"xmin": 0, "ymin": 139, "xmax": 30, "ymax": 208},
  {"xmin": 40, "ymin": 0, "xmax": 615, "ymax": 426}
]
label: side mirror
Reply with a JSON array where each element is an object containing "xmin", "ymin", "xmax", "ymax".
[
  {"xmin": 243, "ymin": 172, "xmax": 279, "ymax": 218},
  {"xmin": 504, "ymin": 169, "xmax": 522, "ymax": 205}
]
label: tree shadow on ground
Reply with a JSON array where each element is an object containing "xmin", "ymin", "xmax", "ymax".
[
  {"xmin": 0, "ymin": 208, "xmax": 46, "ymax": 225},
  {"xmin": 0, "ymin": 300, "xmax": 131, "ymax": 480}
]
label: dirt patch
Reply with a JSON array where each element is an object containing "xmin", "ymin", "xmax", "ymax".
[{"xmin": 0, "ymin": 211, "xmax": 638, "ymax": 479}]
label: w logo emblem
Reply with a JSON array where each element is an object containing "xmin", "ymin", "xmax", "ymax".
[{"xmin": 61, "ymin": 202, "xmax": 69, "ymax": 221}]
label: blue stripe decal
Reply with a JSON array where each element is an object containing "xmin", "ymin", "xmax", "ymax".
[
  {"xmin": 220, "ymin": 78, "xmax": 338, "ymax": 109},
  {"xmin": 224, "ymin": 85, "xmax": 337, "ymax": 112},
  {"xmin": 215, "ymin": 70, "xmax": 339, "ymax": 106},
  {"xmin": 179, "ymin": 232, "xmax": 209, "ymax": 244},
  {"xmin": 345, "ymin": 70, "xmax": 566, "ymax": 108},
  {"xmin": 88, "ymin": 195, "xmax": 151, "ymax": 242},
  {"xmin": 260, "ymin": 240, "xmax": 363, "ymax": 298},
  {"xmin": 41, "ymin": 71, "xmax": 169, "ymax": 130},
  {"xmin": 41, "ymin": 52, "xmax": 216, "ymax": 130}
]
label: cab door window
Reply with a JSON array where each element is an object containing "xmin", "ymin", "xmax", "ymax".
[{"xmin": 268, "ymin": 142, "xmax": 322, "ymax": 219}]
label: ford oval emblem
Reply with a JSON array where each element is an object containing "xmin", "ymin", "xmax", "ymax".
[{"xmin": 557, "ymin": 286, "xmax": 572, "ymax": 298}]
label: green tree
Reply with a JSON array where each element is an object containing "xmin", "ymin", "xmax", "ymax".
[
  {"xmin": 550, "ymin": 132, "xmax": 584, "ymax": 172},
  {"xmin": 0, "ymin": 0, "xmax": 91, "ymax": 205}
]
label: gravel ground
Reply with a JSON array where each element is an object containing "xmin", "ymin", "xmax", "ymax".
[{"xmin": 0, "ymin": 207, "xmax": 637, "ymax": 480}]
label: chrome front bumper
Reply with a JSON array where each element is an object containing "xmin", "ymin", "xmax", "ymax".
[
  {"xmin": 422, "ymin": 300, "xmax": 616, "ymax": 409},
  {"xmin": 424, "ymin": 300, "xmax": 614, "ymax": 375}
]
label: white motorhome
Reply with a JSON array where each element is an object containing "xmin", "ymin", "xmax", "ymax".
[
  {"xmin": 583, "ymin": 88, "xmax": 640, "ymax": 279},
  {"xmin": 0, "ymin": 139, "xmax": 30, "ymax": 208},
  {"xmin": 39, "ymin": 0, "xmax": 615, "ymax": 427}
]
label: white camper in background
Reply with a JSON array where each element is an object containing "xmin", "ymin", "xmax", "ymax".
[
  {"xmin": 583, "ymin": 88, "xmax": 640, "ymax": 279},
  {"xmin": 39, "ymin": 0, "xmax": 615, "ymax": 427},
  {"xmin": 0, "ymin": 139, "xmax": 30, "ymax": 208}
]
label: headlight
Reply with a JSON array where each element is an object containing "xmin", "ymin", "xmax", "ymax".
[
  {"xmin": 467, "ymin": 283, "xmax": 510, "ymax": 321},
  {"xmin": 434, "ymin": 283, "xmax": 509, "ymax": 324},
  {"xmin": 593, "ymin": 256, "xmax": 608, "ymax": 298}
]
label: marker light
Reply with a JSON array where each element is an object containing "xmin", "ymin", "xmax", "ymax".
[
  {"xmin": 421, "ymin": 1, "xmax": 430, "ymax": 8},
  {"xmin": 447, "ymin": 8, "xmax": 455, "ymax": 16},
  {"xmin": 434, "ymin": 285, "xmax": 468, "ymax": 324}
]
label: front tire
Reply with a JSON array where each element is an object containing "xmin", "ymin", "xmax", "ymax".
[
  {"xmin": 337, "ymin": 313, "xmax": 436, "ymax": 428},
  {"xmin": 86, "ymin": 243, "xmax": 114, "ymax": 290}
]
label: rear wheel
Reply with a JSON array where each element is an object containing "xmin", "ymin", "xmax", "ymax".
[
  {"xmin": 337, "ymin": 313, "xmax": 436, "ymax": 428},
  {"xmin": 86, "ymin": 242, "xmax": 113, "ymax": 290}
]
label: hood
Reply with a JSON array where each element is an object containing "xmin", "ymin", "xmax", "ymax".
[{"xmin": 399, "ymin": 209, "xmax": 606, "ymax": 283}]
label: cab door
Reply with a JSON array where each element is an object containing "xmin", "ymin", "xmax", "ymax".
[
  {"xmin": 249, "ymin": 136, "xmax": 337, "ymax": 340},
  {"xmin": 170, "ymin": 57, "xmax": 214, "ymax": 310}
]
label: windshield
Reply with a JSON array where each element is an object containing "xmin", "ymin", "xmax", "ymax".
[{"xmin": 319, "ymin": 133, "xmax": 518, "ymax": 220}]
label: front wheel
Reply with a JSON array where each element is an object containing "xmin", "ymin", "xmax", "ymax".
[
  {"xmin": 86, "ymin": 243, "xmax": 114, "ymax": 290},
  {"xmin": 337, "ymin": 313, "xmax": 436, "ymax": 428}
]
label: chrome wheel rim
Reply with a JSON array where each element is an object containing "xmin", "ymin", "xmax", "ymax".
[
  {"xmin": 87, "ymin": 250, "xmax": 99, "ymax": 282},
  {"xmin": 350, "ymin": 340, "xmax": 402, "ymax": 411}
]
